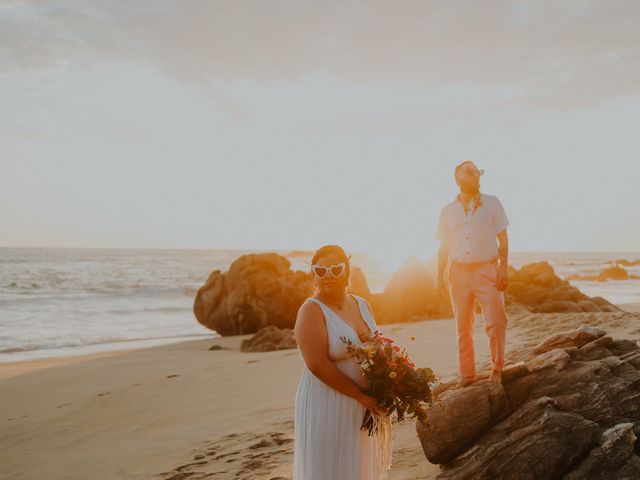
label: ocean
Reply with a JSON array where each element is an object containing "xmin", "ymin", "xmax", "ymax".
[{"xmin": 1, "ymin": 248, "xmax": 638, "ymax": 362}]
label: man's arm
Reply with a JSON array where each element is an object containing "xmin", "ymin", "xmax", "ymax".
[{"xmin": 497, "ymin": 229, "xmax": 509, "ymax": 291}]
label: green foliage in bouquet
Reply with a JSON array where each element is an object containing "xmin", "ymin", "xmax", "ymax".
[{"xmin": 340, "ymin": 330, "xmax": 438, "ymax": 435}]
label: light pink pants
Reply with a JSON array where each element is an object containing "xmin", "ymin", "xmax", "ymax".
[{"xmin": 448, "ymin": 262, "xmax": 508, "ymax": 379}]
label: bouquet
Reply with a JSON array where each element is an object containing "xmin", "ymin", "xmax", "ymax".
[{"xmin": 341, "ymin": 330, "xmax": 438, "ymax": 435}]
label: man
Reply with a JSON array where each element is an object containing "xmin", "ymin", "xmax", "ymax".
[{"xmin": 436, "ymin": 160, "xmax": 510, "ymax": 387}]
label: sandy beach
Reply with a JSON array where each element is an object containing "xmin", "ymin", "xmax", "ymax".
[{"xmin": 2, "ymin": 306, "xmax": 639, "ymax": 480}]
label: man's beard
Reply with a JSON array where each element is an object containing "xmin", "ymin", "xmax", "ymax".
[{"xmin": 460, "ymin": 182, "xmax": 480, "ymax": 195}]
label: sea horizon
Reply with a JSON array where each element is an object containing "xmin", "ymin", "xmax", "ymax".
[{"xmin": 1, "ymin": 247, "xmax": 639, "ymax": 363}]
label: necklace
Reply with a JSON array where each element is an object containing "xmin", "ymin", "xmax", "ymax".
[{"xmin": 318, "ymin": 292, "xmax": 348, "ymax": 310}]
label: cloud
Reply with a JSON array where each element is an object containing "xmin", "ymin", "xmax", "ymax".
[{"xmin": 1, "ymin": 0, "xmax": 639, "ymax": 110}]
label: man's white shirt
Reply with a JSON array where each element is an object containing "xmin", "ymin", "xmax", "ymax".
[{"xmin": 436, "ymin": 193, "xmax": 509, "ymax": 263}]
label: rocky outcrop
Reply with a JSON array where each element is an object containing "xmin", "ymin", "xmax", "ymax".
[
  {"xmin": 349, "ymin": 266, "xmax": 372, "ymax": 299},
  {"xmin": 193, "ymin": 253, "xmax": 313, "ymax": 335},
  {"xmin": 369, "ymin": 256, "xmax": 452, "ymax": 325},
  {"xmin": 194, "ymin": 254, "xmax": 621, "ymax": 335},
  {"xmin": 507, "ymin": 262, "xmax": 620, "ymax": 313},
  {"xmin": 567, "ymin": 265, "xmax": 640, "ymax": 282},
  {"xmin": 613, "ymin": 259, "xmax": 640, "ymax": 267},
  {"xmin": 240, "ymin": 325, "xmax": 297, "ymax": 352},
  {"xmin": 370, "ymin": 259, "xmax": 619, "ymax": 324},
  {"xmin": 193, "ymin": 253, "xmax": 372, "ymax": 335},
  {"xmin": 416, "ymin": 325, "xmax": 640, "ymax": 479}
]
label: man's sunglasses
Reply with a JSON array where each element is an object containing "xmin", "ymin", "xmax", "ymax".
[
  {"xmin": 311, "ymin": 262, "xmax": 346, "ymax": 279},
  {"xmin": 462, "ymin": 168, "xmax": 484, "ymax": 178}
]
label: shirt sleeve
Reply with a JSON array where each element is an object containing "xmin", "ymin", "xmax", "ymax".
[
  {"xmin": 493, "ymin": 197, "xmax": 510, "ymax": 233},
  {"xmin": 436, "ymin": 208, "xmax": 449, "ymax": 242}
]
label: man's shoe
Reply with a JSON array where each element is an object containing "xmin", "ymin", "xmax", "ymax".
[{"xmin": 455, "ymin": 376, "xmax": 477, "ymax": 388}]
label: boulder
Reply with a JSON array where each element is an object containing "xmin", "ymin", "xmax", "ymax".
[
  {"xmin": 193, "ymin": 253, "xmax": 313, "ymax": 335},
  {"xmin": 193, "ymin": 253, "xmax": 374, "ymax": 335},
  {"xmin": 564, "ymin": 423, "xmax": 640, "ymax": 480},
  {"xmin": 613, "ymin": 258, "xmax": 640, "ymax": 267},
  {"xmin": 415, "ymin": 324, "xmax": 640, "ymax": 479},
  {"xmin": 533, "ymin": 324, "xmax": 606, "ymax": 354},
  {"xmin": 599, "ymin": 265, "xmax": 630, "ymax": 281},
  {"xmin": 193, "ymin": 254, "xmax": 620, "ymax": 335},
  {"xmin": 507, "ymin": 262, "xmax": 619, "ymax": 313},
  {"xmin": 369, "ymin": 256, "xmax": 452, "ymax": 324},
  {"xmin": 240, "ymin": 325, "xmax": 297, "ymax": 352},
  {"xmin": 566, "ymin": 264, "xmax": 640, "ymax": 282},
  {"xmin": 349, "ymin": 266, "xmax": 372, "ymax": 299}
]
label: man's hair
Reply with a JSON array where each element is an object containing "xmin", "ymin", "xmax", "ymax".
[{"xmin": 454, "ymin": 160, "xmax": 476, "ymax": 179}]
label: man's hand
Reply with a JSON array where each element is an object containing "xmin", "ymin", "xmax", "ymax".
[
  {"xmin": 436, "ymin": 242, "xmax": 450, "ymax": 301},
  {"xmin": 436, "ymin": 274, "xmax": 449, "ymax": 299},
  {"xmin": 497, "ymin": 263, "xmax": 509, "ymax": 292}
]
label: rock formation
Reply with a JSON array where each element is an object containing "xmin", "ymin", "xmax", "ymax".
[
  {"xmin": 507, "ymin": 262, "xmax": 620, "ymax": 313},
  {"xmin": 240, "ymin": 325, "xmax": 297, "ymax": 352},
  {"xmin": 613, "ymin": 259, "xmax": 640, "ymax": 267},
  {"xmin": 193, "ymin": 253, "xmax": 313, "ymax": 335},
  {"xmin": 194, "ymin": 254, "xmax": 620, "ymax": 335},
  {"xmin": 368, "ymin": 256, "xmax": 452, "ymax": 325},
  {"xmin": 416, "ymin": 325, "xmax": 640, "ymax": 479},
  {"xmin": 567, "ymin": 265, "xmax": 640, "ymax": 282},
  {"xmin": 193, "ymin": 252, "xmax": 371, "ymax": 335}
]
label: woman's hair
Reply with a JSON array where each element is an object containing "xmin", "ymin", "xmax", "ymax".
[{"xmin": 310, "ymin": 244, "xmax": 352, "ymax": 290}]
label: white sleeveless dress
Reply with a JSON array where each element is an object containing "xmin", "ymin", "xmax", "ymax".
[{"xmin": 293, "ymin": 294, "xmax": 393, "ymax": 480}]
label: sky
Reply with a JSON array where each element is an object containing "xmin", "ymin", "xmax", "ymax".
[{"xmin": 1, "ymin": 1, "xmax": 640, "ymax": 271}]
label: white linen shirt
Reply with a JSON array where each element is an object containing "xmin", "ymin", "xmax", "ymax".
[{"xmin": 436, "ymin": 193, "xmax": 509, "ymax": 263}]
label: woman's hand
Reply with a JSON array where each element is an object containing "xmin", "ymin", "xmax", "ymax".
[{"xmin": 357, "ymin": 393, "xmax": 388, "ymax": 417}]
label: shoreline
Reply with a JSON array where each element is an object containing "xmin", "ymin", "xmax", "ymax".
[
  {"xmin": 1, "ymin": 301, "xmax": 638, "ymax": 381},
  {"xmin": 0, "ymin": 333, "xmax": 215, "ymax": 364},
  {"xmin": 621, "ymin": 302, "xmax": 640, "ymax": 313},
  {"xmin": 0, "ymin": 335, "xmax": 218, "ymax": 380}
]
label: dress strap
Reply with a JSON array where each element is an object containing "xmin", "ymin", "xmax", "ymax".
[
  {"xmin": 305, "ymin": 297, "xmax": 331, "ymax": 324},
  {"xmin": 351, "ymin": 294, "xmax": 376, "ymax": 334}
]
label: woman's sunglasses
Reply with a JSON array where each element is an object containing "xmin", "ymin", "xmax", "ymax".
[{"xmin": 311, "ymin": 262, "xmax": 346, "ymax": 279}]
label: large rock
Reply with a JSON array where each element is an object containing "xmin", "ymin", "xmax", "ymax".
[
  {"xmin": 194, "ymin": 254, "xmax": 620, "ymax": 334},
  {"xmin": 507, "ymin": 262, "xmax": 620, "ymax": 313},
  {"xmin": 613, "ymin": 258, "xmax": 640, "ymax": 267},
  {"xmin": 369, "ymin": 256, "xmax": 452, "ymax": 325},
  {"xmin": 567, "ymin": 264, "xmax": 640, "ymax": 282},
  {"xmin": 193, "ymin": 253, "xmax": 373, "ymax": 335},
  {"xmin": 240, "ymin": 325, "xmax": 297, "ymax": 352},
  {"xmin": 349, "ymin": 266, "xmax": 372, "ymax": 299},
  {"xmin": 415, "ymin": 324, "xmax": 640, "ymax": 479},
  {"xmin": 371, "ymin": 259, "xmax": 619, "ymax": 323},
  {"xmin": 193, "ymin": 253, "xmax": 313, "ymax": 335}
]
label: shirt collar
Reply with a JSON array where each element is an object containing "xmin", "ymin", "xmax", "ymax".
[{"xmin": 455, "ymin": 192, "xmax": 482, "ymax": 204}]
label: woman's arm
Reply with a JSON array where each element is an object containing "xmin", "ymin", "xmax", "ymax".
[{"xmin": 294, "ymin": 301, "xmax": 385, "ymax": 415}]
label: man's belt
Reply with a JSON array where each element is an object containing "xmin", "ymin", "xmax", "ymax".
[{"xmin": 450, "ymin": 257, "xmax": 499, "ymax": 271}]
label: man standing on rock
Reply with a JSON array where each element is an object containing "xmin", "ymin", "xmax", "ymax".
[{"xmin": 436, "ymin": 160, "xmax": 510, "ymax": 387}]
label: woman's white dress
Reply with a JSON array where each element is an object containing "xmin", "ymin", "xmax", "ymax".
[{"xmin": 293, "ymin": 294, "xmax": 393, "ymax": 480}]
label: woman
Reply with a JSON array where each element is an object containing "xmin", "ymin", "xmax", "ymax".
[{"xmin": 293, "ymin": 244, "xmax": 393, "ymax": 480}]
